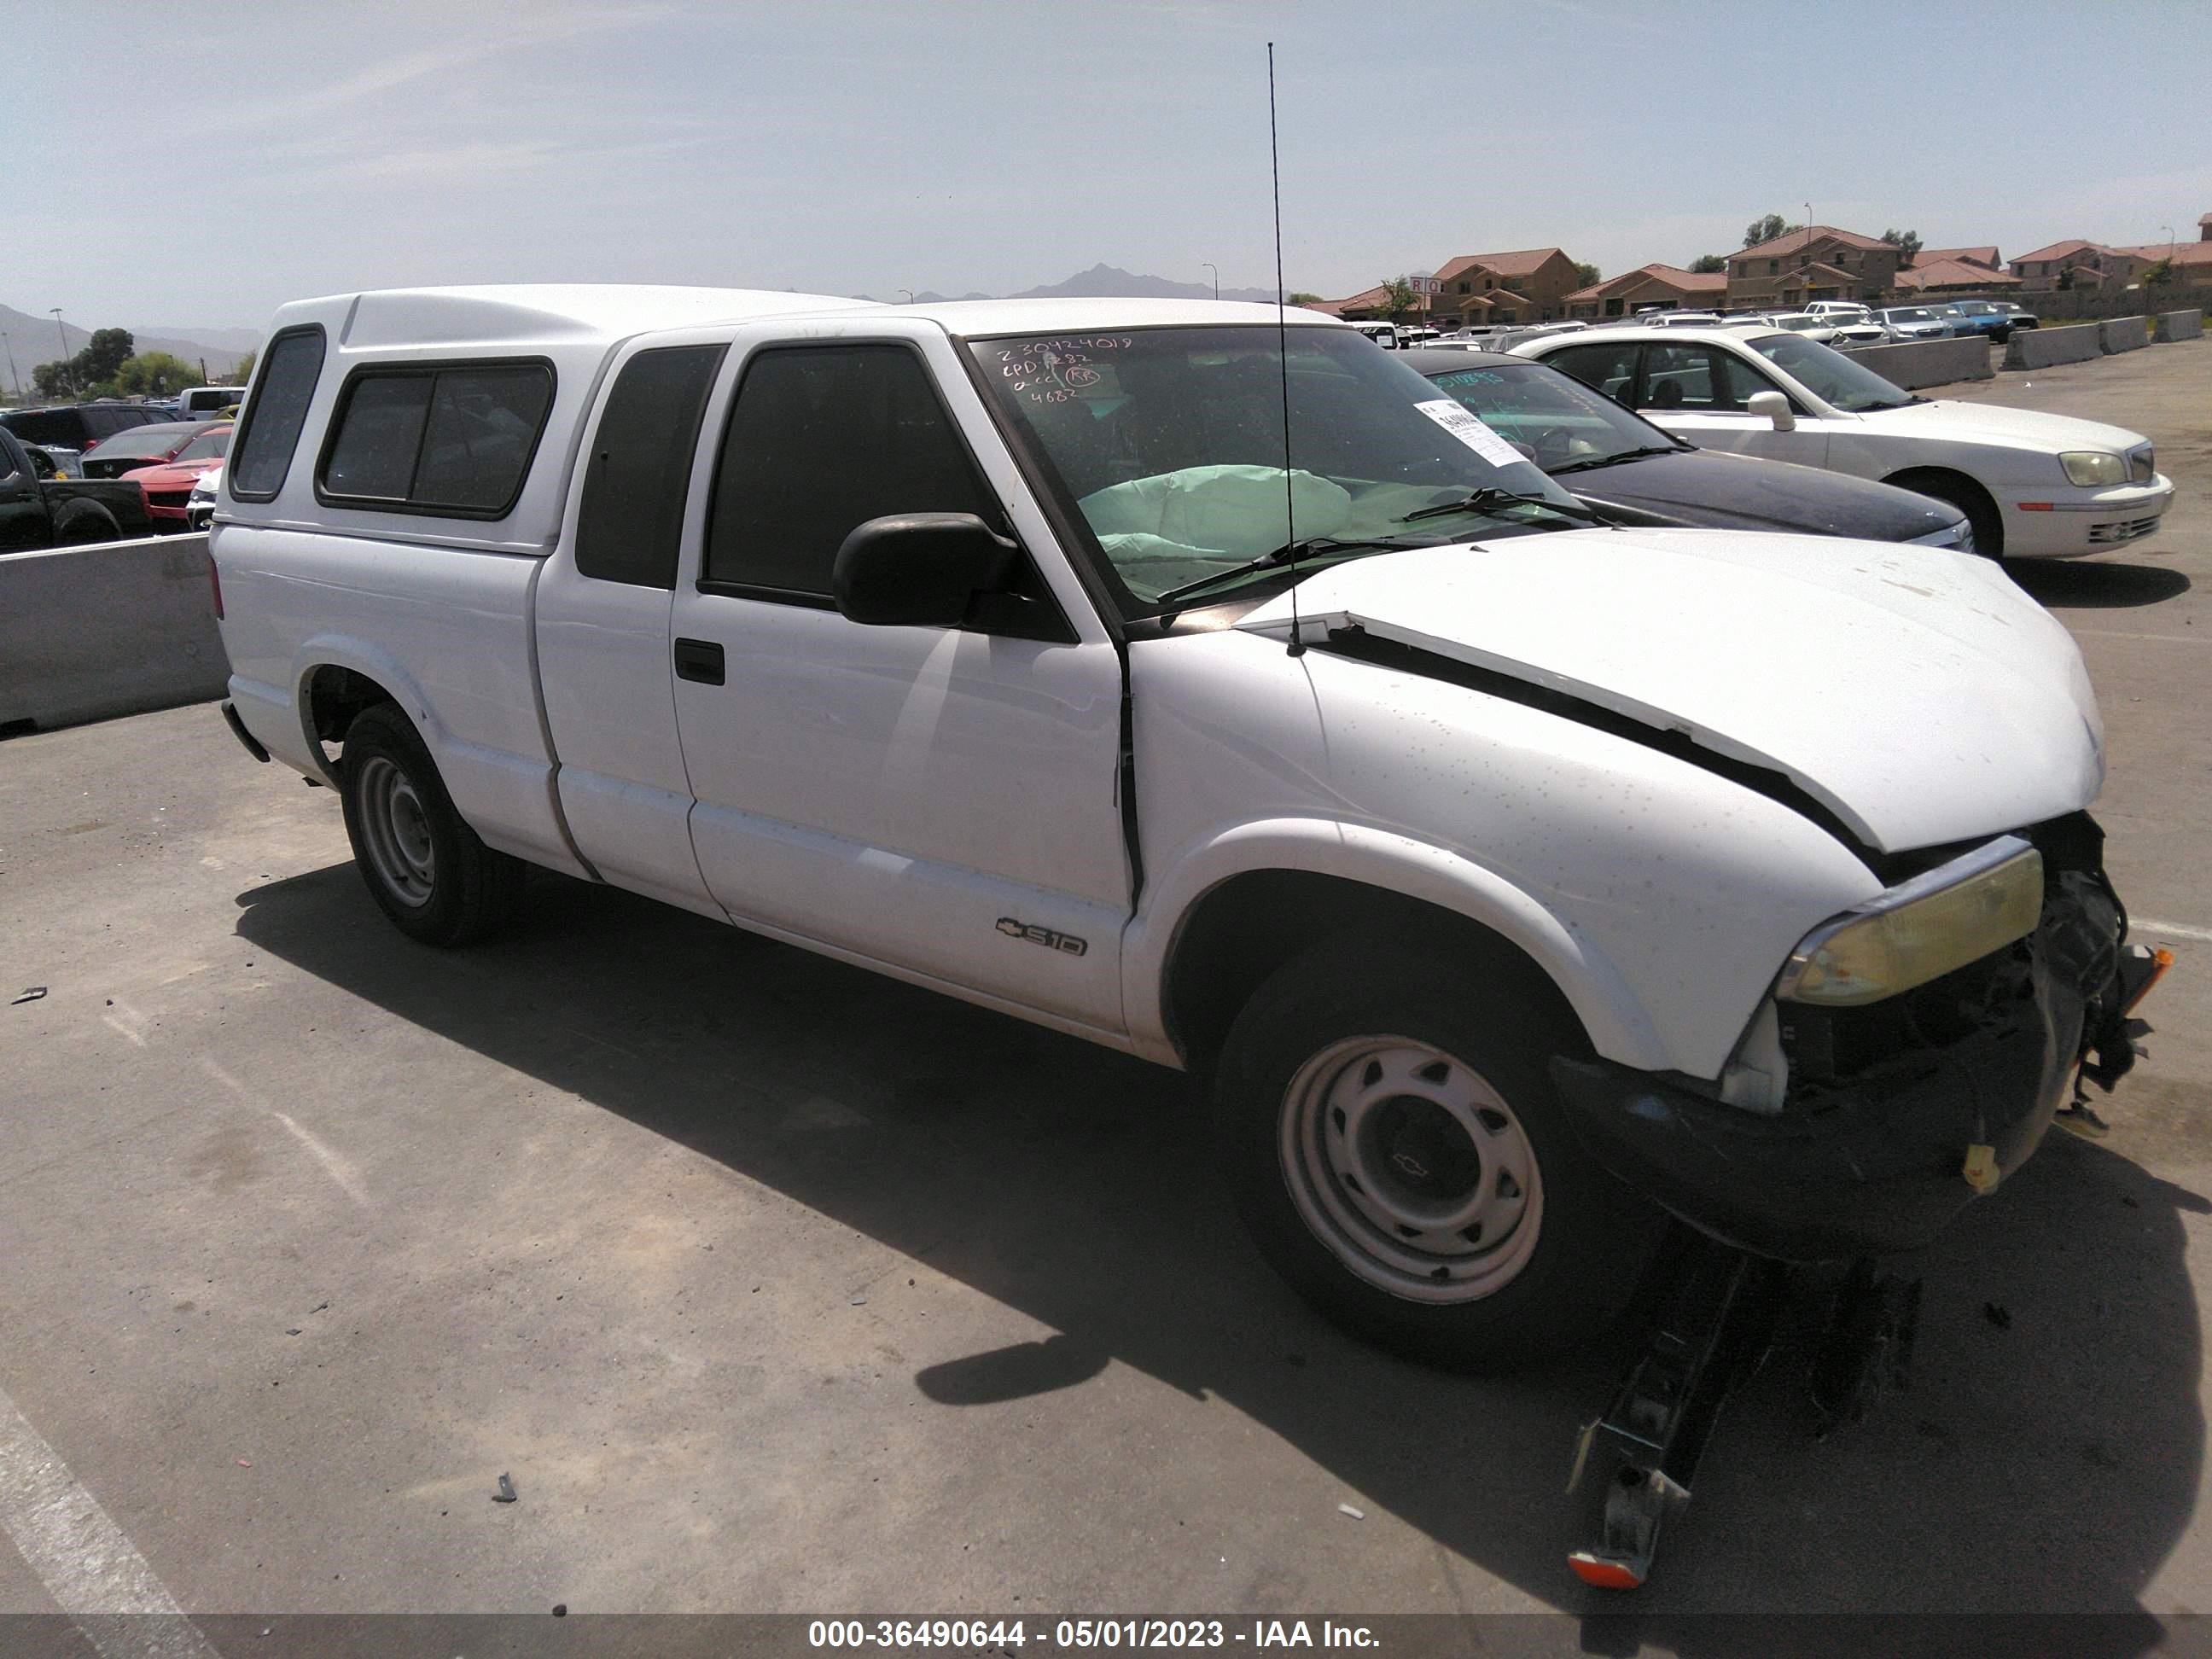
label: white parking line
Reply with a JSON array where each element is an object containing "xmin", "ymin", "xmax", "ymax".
[
  {"xmin": 0, "ymin": 1386, "xmax": 219, "ymax": 1659},
  {"xmin": 201, "ymin": 1058, "xmax": 374, "ymax": 1212},
  {"xmin": 2133, "ymin": 917, "xmax": 2212, "ymax": 944}
]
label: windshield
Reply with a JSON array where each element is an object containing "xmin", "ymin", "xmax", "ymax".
[
  {"xmin": 1884, "ymin": 308, "xmax": 1935, "ymax": 323},
  {"xmin": 173, "ymin": 428, "xmax": 233, "ymax": 463},
  {"xmin": 1746, "ymin": 334, "xmax": 1915, "ymax": 412},
  {"xmin": 1423, "ymin": 360, "xmax": 1676, "ymax": 471},
  {"xmin": 968, "ymin": 326, "xmax": 1584, "ymax": 610},
  {"xmin": 87, "ymin": 423, "xmax": 199, "ymax": 458}
]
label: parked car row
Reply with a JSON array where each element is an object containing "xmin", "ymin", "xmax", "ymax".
[
  {"xmin": 0, "ymin": 387, "xmax": 244, "ymax": 477},
  {"xmin": 1511, "ymin": 323, "xmax": 2169, "ymax": 558}
]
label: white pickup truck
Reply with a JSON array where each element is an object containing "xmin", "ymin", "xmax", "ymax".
[{"xmin": 211, "ymin": 285, "xmax": 2156, "ymax": 1369}]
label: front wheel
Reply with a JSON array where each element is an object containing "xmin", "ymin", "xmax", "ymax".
[
  {"xmin": 1214, "ymin": 941, "xmax": 1665, "ymax": 1371},
  {"xmin": 338, "ymin": 703, "xmax": 524, "ymax": 946}
]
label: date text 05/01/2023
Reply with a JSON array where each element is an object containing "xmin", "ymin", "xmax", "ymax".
[{"xmin": 806, "ymin": 1618, "xmax": 1381, "ymax": 1650}]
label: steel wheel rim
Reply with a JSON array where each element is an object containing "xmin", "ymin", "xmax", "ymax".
[
  {"xmin": 1281, "ymin": 1034, "xmax": 1544, "ymax": 1304},
  {"xmin": 357, "ymin": 754, "xmax": 435, "ymax": 907}
]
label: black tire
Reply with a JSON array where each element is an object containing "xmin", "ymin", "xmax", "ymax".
[
  {"xmin": 1214, "ymin": 940, "xmax": 1666, "ymax": 1371},
  {"xmin": 1894, "ymin": 470, "xmax": 2005, "ymax": 561},
  {"xmin": 53, "ymin": 504, "xmax": 121, "ymax": 545},
  {"xmin": 338, "ymin": 703, "xmax": 525, "ymax": 946}
]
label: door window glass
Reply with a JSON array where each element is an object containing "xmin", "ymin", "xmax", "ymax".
[
  {"xmin": 704, "ymin": 345, "xmax": 997, "ymax": 598},
  {"xmin": 1641, "ymin": 343, "xmax": 1773, "ymax": 411},
  {"xmin": 575, "ymin": 344, "xmax": 728, "ymax": 587},
  {"xmin": 1542, "ymin": 341, "xmax": 1639, "ymax": 401}
]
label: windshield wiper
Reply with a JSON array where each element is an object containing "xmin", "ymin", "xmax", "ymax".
[
  {"xmin": 1151, "ymin": 535, "xmax": 1427, "ymax": 610},
  {"xmin": 1547, "ymin": 445, "xmax": 1684, "ymax": 476},
  {"xmin": 1397, "ymin": 487, "xmax": 1609, "ymax": 527}
]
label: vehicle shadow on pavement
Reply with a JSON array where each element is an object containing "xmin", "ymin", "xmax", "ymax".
[
  {"xmin": 236, "ymin": 866, "xmax": 2201, "ymax": 1633},
  {"xmin": 2012, "ymin": 559, "xmax": 2192, "ymax": 609}
]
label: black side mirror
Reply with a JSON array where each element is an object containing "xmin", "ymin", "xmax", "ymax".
[{"xmin": 832, "ymin": 512, "xmax": 1020, "ymax": 628}]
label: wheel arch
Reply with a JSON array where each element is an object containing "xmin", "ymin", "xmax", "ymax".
[
  {"xmin": 52, "ymin": 498, "xmax": 121, "ymax": 544},
  {"xmin": 290, "ymin": 636, "xmax": 435, "ymax": 785},
  {"xmin": 1881, "ymin": 465, "xmax": 2004, "ymax": 555},
  {"xmin": 1131, "ymin": 820, "xmax": 1670, "ymax": 1074}
]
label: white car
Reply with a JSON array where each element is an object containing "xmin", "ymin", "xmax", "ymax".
[
  {"xmin": 186, "ymin": 463, "xmax": 222, "ymax": 531},
  {"xmin": 1637, "ymin": 310, "xmax": 1725, "ymax": 328},
  {"xmin": 1755, "ymin": 311, "xmax": 1847, "ymax": 345},
  {"xmin": 1513, "ymin": 324, "xmax": 2173, "ymax": 557},
  {"xmin": 210, "ymin": 284, "xmax": 2157, "ymax": 1372},
  {"xmin": 1875, "ymin": 306, "xmax": 1954, "ymax": 342}
]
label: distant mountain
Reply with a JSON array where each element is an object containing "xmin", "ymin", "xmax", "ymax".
[
  {"xmin": 1006, "ymin": 264, "xmax": 1280, "ymax": 303},
  {"xmin": 848, "ymin": 290, "xmax": 993, "ymax": 304},
  {"xmin": 139, "ymin": 323, "xmax": 263, "ymax": 355},
  {"xmin": 0, "ymin": 302, "xmax": 259, "ymax": 390},
  {"xmin": 849, "ymin": 266, "xmax": 1283, "ymax": 308}
]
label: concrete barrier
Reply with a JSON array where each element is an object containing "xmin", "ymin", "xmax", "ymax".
[
  {"xmin": 2004, "ymin": 323, "xmax": 2102, "ymax": 370},
  {"xmin": 2155, "ymin": 309, "xmax": 2205, "ymax": 342},
  {"xmin": 1838, "ymin": 335, "xmax": 1994, "ymax": 390},
  {"xmin": 2098, "ymin": 316, "xmax": 2151, "ymax": 354},
  {"xmin": 0, "ymin": 533, "xmax": 228, "ymax": 734}
]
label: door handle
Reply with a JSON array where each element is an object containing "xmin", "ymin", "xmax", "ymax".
[{"xmin": 673, "ymin": 637, "xmax": 725, "ymax": 685}]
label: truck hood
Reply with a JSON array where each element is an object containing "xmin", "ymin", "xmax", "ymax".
[
  {"xmin": 1236, "ymin": 528, "xmax": 2102, "ymax": 854},
  {"xmin": 1862, "ymin": 399, "xmax": 2151, "ymax": 457}
]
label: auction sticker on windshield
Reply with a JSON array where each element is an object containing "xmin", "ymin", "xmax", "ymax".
[{"xmin": 1414, "ymin": 399, "xmax": 1524, "ymax": 469}]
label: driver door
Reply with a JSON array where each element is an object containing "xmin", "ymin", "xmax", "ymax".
[{"xmin": 667, "ymin": 325, "xmax": 1132, "ymax": 1036}]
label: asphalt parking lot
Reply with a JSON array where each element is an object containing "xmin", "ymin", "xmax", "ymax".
[{"xmin": 3, "ymin": 340, "xmax": 2209, "ymax": 1644}]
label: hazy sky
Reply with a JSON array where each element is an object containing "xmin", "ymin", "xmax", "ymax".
[{"xmin": 9, "ymin": 0, "xmax": 2211, "ymax": 333}]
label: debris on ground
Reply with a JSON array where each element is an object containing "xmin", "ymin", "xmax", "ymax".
[
  {"xmin": 236, "ymin": 1458, "xmax": 253, "ymax": 1468},
  {"xmin": 1983, "ymin": 1302, "xmax": 2012, "ymax": 1330},
  {"xmin": 11, "ymin": 987, "xmax": 46, "ymax": 1004},
  {"xmin": 1336, "ymin": 1502, "xmax": 1365, "ymax": 1520},
  {"xmin": 493, "ymin": 1473, "xmax": 517, "ymax": 1503}
]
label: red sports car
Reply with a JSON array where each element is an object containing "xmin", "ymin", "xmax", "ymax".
[{"xmin": 120, "ymin": 425, "xmax": 233, "ymax": 529}]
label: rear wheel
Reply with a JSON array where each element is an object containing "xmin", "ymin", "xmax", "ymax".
[
  {"xmin": 338, "ymin": 703, "xmax": 524, "ymax": 946},
  {"xmin": 1214, "ymin": 940, "xmax": 1665, "ymax": 1371}
]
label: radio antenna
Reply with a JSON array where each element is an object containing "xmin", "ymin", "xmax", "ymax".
[{"xmin": 1268, "ymin": 42, "xmax": 1304, "ymax": 658}]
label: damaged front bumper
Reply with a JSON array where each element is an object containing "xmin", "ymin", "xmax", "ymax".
[{"xmin": 1551, "ymin": 867, "xmax": 2143, "ymax": 1262}]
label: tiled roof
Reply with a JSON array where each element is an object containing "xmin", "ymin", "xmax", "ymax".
[
  {"xmin": 1563, "ymin": 263, "xmax": 1724, "ymax": 302},
  {"xmin": 1913, "ymin": 247, "xmax": 2000, "ymax": 270},
  {"xmin": 1894, "ymin": 259, "xmax": 2021, "ymax": 291},
  {"xmin": 1735, "ymin": 224, "xmax": 1889, "ymax": 259},
  {"xmin": 2010, "ymin": 240, "xmax": 2120, "ymax": 266},
  {"xmin": 2116, "ymin": 241, "xmax": 2212, "ymax": 266},
  {"xmin": 1432, "ymin": 247, "xmax": 1569, "ymax": 282}
]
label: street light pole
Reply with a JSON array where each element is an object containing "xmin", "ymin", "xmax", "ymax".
[
  {"xmin": 898, "ymin": 288, "xmax": 914, "ymax": 304},
  {"xmin": 2, "ymin": 334, "xmax": 20, "ymax": 400},
  {"xmin": 49, "ymin": 309, "xmax": 73, "ymax": 395},
  {"xmin": 1202, "ymin": 261, "xmax": 1219, "ymax": 300}
]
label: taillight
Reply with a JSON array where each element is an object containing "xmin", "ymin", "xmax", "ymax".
[{"xmin": 209, "ymin": 556, "xmax": 224, "ymax": 620}]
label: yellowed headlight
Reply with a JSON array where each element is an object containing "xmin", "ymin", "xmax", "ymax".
[{"xmin": 1781, "ymin": 848, "xmax": 2045, "ymax": 1006}]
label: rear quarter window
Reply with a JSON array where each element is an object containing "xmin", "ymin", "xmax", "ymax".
[
  {"xmin": 230, "ymin": 326, "xmax": 327, "ymax": 500},
  {"xmin": 316, "ymin": 358, "xmax": 554, "ymax": 519}
]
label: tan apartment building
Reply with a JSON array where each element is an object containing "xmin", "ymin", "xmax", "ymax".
[
  {"xmin": 2007, "ymin": 242, "xmax": 2148, "ymax": 292},
  {"xmin": 1562, "ymin": 263, "xmax": 1726, "ymax": 318},
  {"xmin": 1724, "ymin": 226, "xmax": 1902, "ymax": 310},
  {"xmin": 1430, "ymin": 247, "xmax": 1583, "ymax": 324}
]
